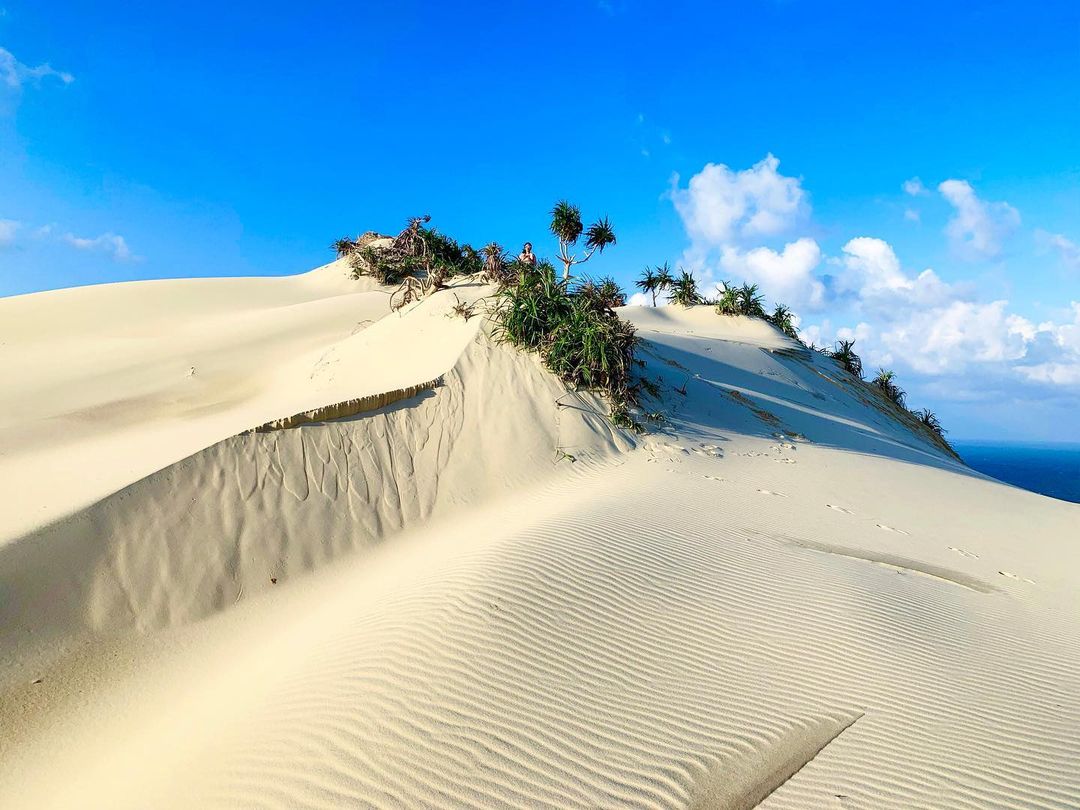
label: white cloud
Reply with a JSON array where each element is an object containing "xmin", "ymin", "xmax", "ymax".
[
  {"xmin": 1037, "ymin": 230, "xmax": 1080, "ymax": 274},
  {"xmin": 879, "ymin": 300, "xmax": 1035, "ymax": 374},
  {"xmin": 902, "ymin": 177, "xmax": 927, "ymax": 196},
  {"xmin": 670, "ymin": 154, "xmax": 807, "ymax": 246},
  {"xmin": 627, "ymin": 291, "xmax": 652, "ymax": 307},
  {"xmin": 0, "ymin": 47, "xmax": 74, "ymax": 89},
  {"xmin": 0, "ymin": 218, "xmax": 18, "ymax": 246},
  {"xmin": 904, "ymin": 208, "xmax": 920, "ymax": 223},
  {"xmin": 718, "ymin": 237, "xmax": 824, "ymax": 310},
  {"xmin": 668, "ymin": 159, "xmax": 1080, "ymax": 400},
  {"xmin": 834, "ymin": 237, "xmax": 965, "ymax": 312},
  {"xmin": 938, "ymin": 179, "xmax": 1019, "ymax": 261},
  {"xmin": 63, "ymin": 232, "xmax": 137, "ymax": 261}
]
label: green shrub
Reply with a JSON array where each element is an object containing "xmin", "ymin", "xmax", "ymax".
[
  {"xmin": 332, "ymin": 236, "xmax": 358, "ymax": 257},
  {"xmin": 769, "ymin": 304, "xmax": 799, "ymax": 339},
  {"xmin": 576, "ymin": 276, "xmax": 626, "ymax": 311},
  {"xmin": 715, "ymin": 281, "xmax": 767, "ymax": 318},
  {"xmin": 669, "ymin": 270, "xmax": 703, "ymax": 306},
  {"xmin": 347, "ymin": 216, "xmax": 480, "ymax": 287},
  {"xmin": 493, "ymin": 262, "xmax": 639, "ymax": 428},
  {"xmin": 913, "ymin": 408, "xmax": 944, "ymax": 436},
  {"xmin": 871, "ymin": 368, "xmax": 907, "ymax": 408},
  {"xmin": 830, "ymin": 339, "xmax": 864, "ymax": 379}
]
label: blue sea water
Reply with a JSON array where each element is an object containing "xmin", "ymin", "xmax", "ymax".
[{"xmin": 954, "ymin": 442, "xmax": 1080, "ymax": 505}]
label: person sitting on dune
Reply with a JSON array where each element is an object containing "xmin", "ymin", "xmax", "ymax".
[{"xmin": 518, "ymin": 242, "xmax": 537, "ymax": 267}]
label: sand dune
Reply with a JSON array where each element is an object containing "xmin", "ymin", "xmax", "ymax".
[{"xmin": 1, "ymin": 264, "xmax": 1078, "ymax": 808}]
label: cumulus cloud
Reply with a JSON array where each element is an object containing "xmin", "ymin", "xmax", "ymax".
[
  {"xmin": 834, "ymin": 237, "xmax": 968, "ymax": 312},
  {"xmin": 0, "ymin": 47, "xmax": 74, "ymax": 89},
  {"xmin": 938, "ymin": 179, "xmax": 1019, "ymax": 261},
  {"xmin": 878, "ymin": 300, "xmax": 1035, "ymax": 374},
  {"xmin": 1013, "ymin": 303, "xmax": 1080, "ymax": 384},
  {"xmin": 0, "ymin": 218, "xmax": 18, "ymax": 247},
  {"xmin": 670, "ymin": 154, "xmax": 807, "ymax": 246},
  {"xmin": 668, "ymin": 157, "xmax": 1080, "ymax": 400},
  {"xmin": 63, "ymin": 232, "xmax": 137, "ymax": 261},
  {"xmin": 718, "ymin": 238, "xmax": 824, "ymax": 310}
]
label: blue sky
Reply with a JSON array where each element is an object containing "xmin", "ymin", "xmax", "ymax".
[{"xmin": 2, "ymin": 1, "xmax": 1079, "ymax": 441}]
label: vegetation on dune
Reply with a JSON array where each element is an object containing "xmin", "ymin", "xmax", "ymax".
[
  {"xmin": 330, "ymin": 206, "xmax": 954, "ymax": 452},
  {"xmin": 830, "ymin": 338, "xmax": 864, "ymax": 379},
  {"xmin": 825, "ymin": 340, "xmax": 955, "ymax": 455},
  {"xmin": 770, "ymin": 304, "xmax": 799, "ymax": 340},
  {"xmin": 549, "ymin": 201, "xmax": 617, "ymax": 281},
  {"xmin": 914, "ymin": 408, "xmax": 945, "ymax": 437},
  {"xmin": 481, "ymin": 242, "xmax": 511, "ymax": 286},
  {"xmin": 669, "ymin": 269, "xmax": 704, "ymax": 306},
  {"xmin": 635, "ymin": 263, "xmax": 674, "ymax": 306},
  {"xmin": 346, "ymin": 215, "xmax": 482, "ymax": 289},
  {"xmin": 715, "ymin": 281, "xmax": 767, "ymax": 318},
  {"xmin": 871, "ymin": 368, "xmax": 907, "ymax": 409},
  {"xmin": 332, "ymin": 236, "xmax": 358, "ymax": 257},
  {"xmin": 577, "ymin": 276, "xmax": 627, "ymax": 310},
  {"xmin": 493, "ymin": 263, "xmax": 640, "ymax": 430}
]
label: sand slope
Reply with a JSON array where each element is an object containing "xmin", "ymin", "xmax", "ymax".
[{"xmin": 1, "ymin": 267, "xmax": 1078, "ymax": 809}]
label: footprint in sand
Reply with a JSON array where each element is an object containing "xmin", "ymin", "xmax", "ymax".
[
  {"xmin": 704, "ymin": 475, "xmax": 726, "ymax": 483},
  {"xmin": 774, "ymin": 458, "xmax": 797, "ymax": 464},
  {"xmin": 826, "ymin": 504, "xmax": 854, "ymax": 515},
  {"xmin": 693, "ymin": 444, "xmax": 723, "ymax": 458},
  {"xmin": 757, "ymin": 489, "xmax": 787, "ymax": 497},
  {"xmin": 875, "ymin": 523, "xmax": 909, "ymax": 535},
  {"xmin": 948, "ymin": 546, "xmax": 979, "ymax": 559}
]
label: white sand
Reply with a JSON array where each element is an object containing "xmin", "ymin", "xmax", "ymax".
[{"xmin": 1, "ymin": 264, "xmax": 1078, "ymax": 809}]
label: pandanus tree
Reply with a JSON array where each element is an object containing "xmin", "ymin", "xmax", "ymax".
[
  {"xmin": 635, "ymin": 262, "xmax": 675, "ymax": 306},
  {"xmin": 914, "ymin": 408, "xmax": 945, "ymax": 436},
  {"xmin": 715, "ymin": 281, "xmax": 767, "ymax": 317},
  {"xmin": 872, "ymin": 368, "xmax": 907, "ymax": 408},
  {"xmin": 669, "ymin": 270, "xmax": 703, "ymax": 306},
  {"xmin": 332, "ymin": 236, "xmax": 358, "ymax": 257},
  {"xmin": 481, "ymin": 242, "xmax": 512, "ymax": 286},
  {"xmin": 550, "ymin": 200, "xmax": 616, "ymax": 281},
  {"xmin": 831, "ymin": 339, "xmax": 863, "ymax": 379},
  {"xmin": 770, "ymin": 304, "xmax": 799, "ymax": 339}
]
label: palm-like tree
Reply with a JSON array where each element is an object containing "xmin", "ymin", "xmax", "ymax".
[
  {"xmin": 655, "ymin": 263, "xmax": 674, "ymax": 302},
  {"xmin": 332, "ymin": 236, "xmax": 358, "ymax": 257},
  {"xmin": 913, "ymin": 408, "xmax": 945, "ymax": 436},
  {"xmin": 770, "ymin": 304, "xmax": 799, "ymax": 339},
  {"xmin": 481, "ymin": 242, "xmax": 507, "ymax": 282},
  {"xmin": 738, "ymin": 283, "xmax": 767, "ymax": 318},
  {"xmin": 635, "ymin": 267, "xmax": 660, "ymax": 305},
  {"xmin": 872, "ymin": 368, "xmax": 906, "ymax": 408},
  {"xmin": 669, "ymin": 269, "xmax": 702, "ymax": 306},
  {"xmin": 550, "ymin": 200, "xmax": 616, "ymax": 281},
  {"xmin": 715, "ymin": 281, "xmax": 741, "ymax": 315},
  {"xmin": 831, "ymin": 339, "xmax": 863, "ymax": 379}
]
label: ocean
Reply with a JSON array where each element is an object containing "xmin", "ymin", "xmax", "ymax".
[{"xmin": 954, "ymin": 442, "xmax": 1080, "ymax": 505}]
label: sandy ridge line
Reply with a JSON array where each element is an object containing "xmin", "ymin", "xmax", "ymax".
[{"xmin": 248, "ymin": 376, "xmax": 445, "ymax": 433}]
